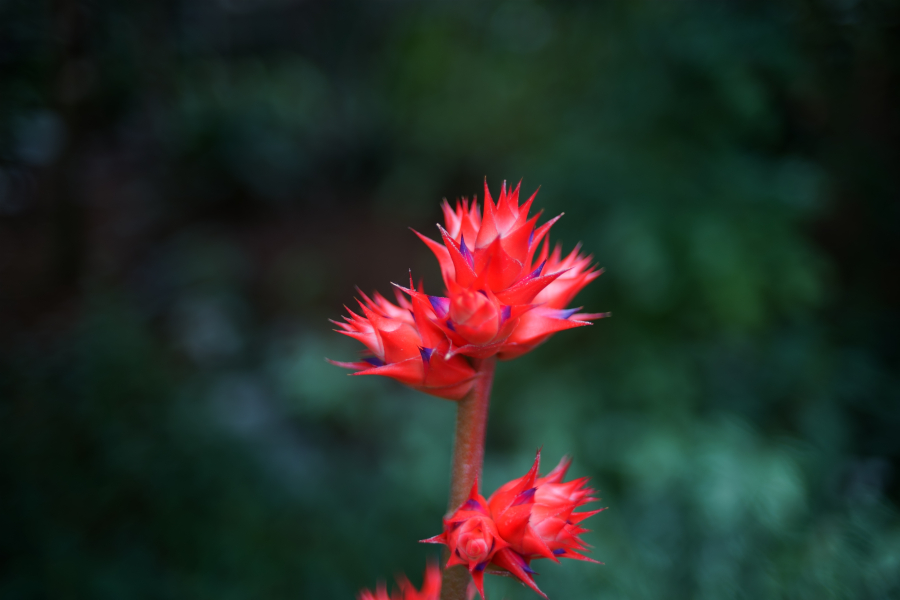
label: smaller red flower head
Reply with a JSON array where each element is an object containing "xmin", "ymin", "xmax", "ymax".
[
  {"xmin": 328, "ymin": 288, "xmax": 478, "ymax": 400},
  {"xmin": 358, "ymin": 560, "xmax": 442, "ymax": 600},
  {"xmin": 490, "ymin": 451, "xmax": 605, "ymax": 563},
  {"xmin": 421, "ymin": 484, "xmax": 509, "ymax": 600},
  {"xmin": 424, "ymin": 451, "xmax": 603, "ymax": 598}
]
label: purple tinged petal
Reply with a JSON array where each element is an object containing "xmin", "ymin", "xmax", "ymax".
[
  {"xmin": 363, "ymin": 357, "xmax": 385, "ymax": 367},
  {"xmin": 419, "ymin": 347, "xmax": 434, "ymax": 363},
  {"xmin": 501, "ymin": 305, "xmax": 511, "ymax": 323},
  {"xmin": 528, "ymin": 261, "xmax": 545, "ymax": 279},
  {"xmin": 512, "ymin": 488, "xmax": 536, "ymax": 506},
  {"xmin": 553, "ymin": 549, "xmax": 566, "ymax": 556},
  {"xmin": 507, "ymin": 550, "xmax": 536, "ymax": 574},
  {"xmin": 528, "ymin": 230, "xmax": 534, "ymax": 247},
  {"xmin": 429, "ymin": 296, "xmax": 449, "ymax": 318},
  {"xmin": 475, "ymin": 561, "xmax": 487, "ymax": 572},
  {"xmin": 460, "ymin": 235, "xmax": 475, "ymax": 269},
  {"xmin": 557, "ymin": 307, "xmax": 581, "ymax": 320},
  {"xmin": 462, "ymin": 499, "xmax": 488, "ymax": 514}
]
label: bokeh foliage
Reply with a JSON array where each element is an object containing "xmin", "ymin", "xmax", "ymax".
[{"xmin": 1, "ymin": 1, "xmax": 899, "ymax": 598}]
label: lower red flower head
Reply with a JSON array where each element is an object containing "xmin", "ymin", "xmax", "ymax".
[
  {"xmin": 424, "ymin": 451, "xmax": 603, "ymax": 598},
  {"xmin": 490, "ymin": 451, "xmax": 605, "ymax": 563},
  {"xmin": 358, "ymin": 560, "xmax": 441, "ymax": 600}
]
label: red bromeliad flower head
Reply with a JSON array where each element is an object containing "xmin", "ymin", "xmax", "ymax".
[
  {"xmin": 488, "ymin": 450, "xmax": 604, "ymax": 564},
  {"xmin": 423, "ymin": 451, "xmax": 603, "ymax": 598},
  {"xmin": 408, "ymin": 180, "xmax": 606, "ymax": 360},
  {"xmin": 358, "ymin": 560, "xmax": 442, "ymax": 600},
  {"xmin": 328, "ymin": 288, "xmax": 478, "ymax": 400},
  {"xmin": 421, "ymin": 484, "xmax": 509, "ymax": 600},
  {"xmin": 331, "ymin": 179, "xmax": 604, "ymax": 397}
]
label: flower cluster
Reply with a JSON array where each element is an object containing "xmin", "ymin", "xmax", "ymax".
[
  {"xmin": 358, "ymin": 561, "xmax": 441, "ymax": 600},
  {"xmin": 330, "ymin": 181, "xmax": 605, "ymax": 400},
  {"xmin": 338, "ymin": 181, "xmax": 606, "ymax": 599},
  {"xmin": 422, "ymin": 451, "xmax": 603, "ymax": 598}
]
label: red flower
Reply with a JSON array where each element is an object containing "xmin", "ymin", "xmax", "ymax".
[
  {"xmin": 421, "ymin": 484, "xmax": 509, "ymax": 600},
  {"xmin": 329, "ymin": 288, "xmax": 478, "ymax": 400},
  {"xmin": 489, "ymin": 451, "xmax": 604, "ymax": 564},
  {"xmin": 408, "ymin": 180, "xmax": 605, "ymax": 360},
  {"xmin": 358, "ymin": 561, "xmax": 442, "ymax": 600},
  {"xmin": 424, "ymin": 451, "xmax": 603, "ymax": 598},
  {"xmin": 331, "ymin": 179, "xmax": 604, "ymax": 397}
]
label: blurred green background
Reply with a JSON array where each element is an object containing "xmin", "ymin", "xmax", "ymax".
[{"xmin": 1, "ymin": 1, "xmax": 899, "ymax": 598}]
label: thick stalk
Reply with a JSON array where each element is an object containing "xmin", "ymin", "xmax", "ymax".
[{"xmin": 441, "ymin": 356, "xmax": 496, "ymax": 600}]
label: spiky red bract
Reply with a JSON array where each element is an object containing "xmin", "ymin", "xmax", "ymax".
[
  {"xmin": 328, "ymin": 288, "xmax": 477, "ymax": 400},
  {"xmin": 490, "ymin": 451, "xmax": 604, "ymax": 564},
  {"xmin": 409, "ymin": 180, "xmax": 605, "ymax": 361},
  {"xmin": 424, "ymin": 451, "xmax": 603, "ymax": 598},
  {"xmin": 358, "ymin": 560, "xmax": 442, "ymax": 600}
]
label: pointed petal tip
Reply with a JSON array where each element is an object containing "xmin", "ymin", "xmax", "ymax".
[
  {"xmin": 390, "ymin": 281, "xmax": 412, "ymax": 294},
  {"xmin": 577, "ymin": 555, "xmax": 604, "ymax": 564},
  {"xmin": 419, "ymin": 534, "xmax": 446, "ymax": 545}
]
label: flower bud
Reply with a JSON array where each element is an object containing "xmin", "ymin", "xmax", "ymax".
[
  {"xmin": 421, "ymin": 485, "xmax": 508, "ymax": 600},
  {"xmin": 449, "ymin": 289, "xmax": 501, "ymax": 345}
]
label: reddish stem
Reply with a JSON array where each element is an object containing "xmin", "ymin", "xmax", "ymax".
[{"xmin": 441, "ymin": 356, "xmax": 497, "ymax": 600}]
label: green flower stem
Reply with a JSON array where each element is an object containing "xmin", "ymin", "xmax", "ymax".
[{"xmin": 441, "ymin": 355, "xmax": 497, "ymax": 600}]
